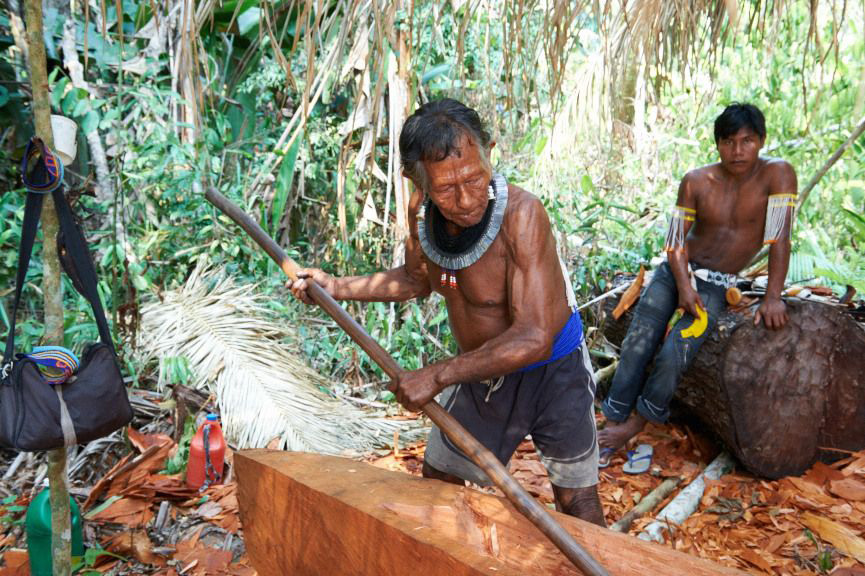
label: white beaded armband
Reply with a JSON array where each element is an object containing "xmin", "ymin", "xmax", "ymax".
[
  {"xmin": 664, "ymin": 206, "xmax": 695, "ymax": 253},
  {"xmin": 764, "ymin": 194, "xmax": 796, "ymax": 245}
]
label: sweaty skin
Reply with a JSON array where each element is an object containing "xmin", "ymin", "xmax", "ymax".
[
  {"xmin": 288, "ymin": 136, "xmax": 605, "ymax": 526},
  {"xmin": 670, "ymin": 127, "xmax": 797, "ymax": 330},
  {"xmin": 598, "ymin": 126, "xmax": 797, "ymax": 456},
  {"xmin": 290, "ymin": 139, "xmax": 572, "ymax": 408}
]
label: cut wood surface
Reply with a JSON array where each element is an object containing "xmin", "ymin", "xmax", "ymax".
[
  {"xmin": 235, "ymin": 450, "xmax": 745, "ymax": 576},
  {"xmin": 602, "ymin": 289, "xmax": 865, "ymax": 478}
]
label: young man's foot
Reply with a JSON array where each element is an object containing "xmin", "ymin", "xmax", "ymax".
[{"xmin": 597, "ymin": 412, "xmax": 647, "ymax": 466}]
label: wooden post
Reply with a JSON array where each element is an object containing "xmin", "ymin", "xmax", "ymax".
[{"xmin": 22, "ymin": 0, "xmax": 71, "ymax": 573}]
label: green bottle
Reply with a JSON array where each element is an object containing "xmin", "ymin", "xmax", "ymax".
[{"xmin": 25, "ymin": 480, "xmax": 84, "ymax": 575}]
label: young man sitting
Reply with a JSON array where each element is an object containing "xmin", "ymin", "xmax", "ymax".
[{"xmin": 598, "ymin": 103, "xmax": 797, "ymax": 468}]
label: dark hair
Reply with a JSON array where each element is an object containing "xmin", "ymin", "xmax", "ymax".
[
  {"xmin": 714, "ymin": 103, "xmax": 767, "ymax": 143},
  {"xmin": 399, "ymin": 98, "xmax": 491, "ymax": 189}
]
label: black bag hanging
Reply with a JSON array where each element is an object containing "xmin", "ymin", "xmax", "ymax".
[{"xmin": 0, "ymin": 140, "xmax": 132, "ymax": 451}]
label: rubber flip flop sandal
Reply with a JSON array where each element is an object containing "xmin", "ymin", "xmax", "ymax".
[
  {"xmin": 622, "ymin": 444, "xmax": 653, "ymax": 474},
  {"xmin": 598, "ymin": 447, "xmax": 615, "ymax": 469}
]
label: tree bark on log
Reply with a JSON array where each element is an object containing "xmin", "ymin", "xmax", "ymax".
[{"xmin": 601, "ymin": 291, "xmax": 865, "ymax": 479}]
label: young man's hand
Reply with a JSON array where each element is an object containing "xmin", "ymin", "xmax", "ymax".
[
  {"xmin": 678, "ymin": 287, "xmax": 705, "ymax": 319},
  {"xmin": 389, "ymin": 364, "xmax": 446, "ymax": 412},
  {"xmin": 755, "ymin": 297, "xmax": 788, "ymax": 330},
  {"xmin": 285, "ymin": 268, "xmax": 336, "ymax": 305}
]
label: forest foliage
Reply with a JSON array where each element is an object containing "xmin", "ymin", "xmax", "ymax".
[{"xmin": 0, "ymin": 0, "xmax": 863, "ymax": 389}]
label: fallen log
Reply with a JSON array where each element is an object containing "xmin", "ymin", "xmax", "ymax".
[
  {"xmin": 235, "ymin": 450, "xmax": 746, "ymax": 576},
  {"xmin": 600, "ymin": 286, "xmax": 865, "ymax": 479}
]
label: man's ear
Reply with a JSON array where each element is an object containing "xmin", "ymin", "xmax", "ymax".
[
  {"xmin": 402, "ymin": 169, "xmax": 425, "ymax": 197},
  {"xmin": 402, "ymin": 168, "xmax": 419, "ymax": 189}
]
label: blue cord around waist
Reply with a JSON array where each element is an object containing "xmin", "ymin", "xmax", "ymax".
[{"xmin": 521, "ymin": 310, "xmax": 583, "ymax": 372}]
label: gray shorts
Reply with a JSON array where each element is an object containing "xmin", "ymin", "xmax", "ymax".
[{"xmin": 424, "ymin": 343, "xmax": 599, "ymax": 489}]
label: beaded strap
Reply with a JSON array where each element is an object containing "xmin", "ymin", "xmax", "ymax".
[{"xmin": 21, "ymin": 138, "xmax": 64, "ymax": 194}]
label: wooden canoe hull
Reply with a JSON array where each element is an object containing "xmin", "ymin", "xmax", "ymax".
[{"xmin": 235, "ymin": 451, "xmax": 744, "ymax": 576}]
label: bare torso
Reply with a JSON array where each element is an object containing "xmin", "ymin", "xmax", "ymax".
[
  {"xmin": 417, "ymin": 185, "xmax": 571, "ymax": 353},
  {"xmin": 685, "ymin": 157, "xmax": 792, "ymax": 274}
]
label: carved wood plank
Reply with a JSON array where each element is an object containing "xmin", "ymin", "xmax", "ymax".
[{"xmin": 235, "ymin": 450, "xmax": 745, "ymax": 576}]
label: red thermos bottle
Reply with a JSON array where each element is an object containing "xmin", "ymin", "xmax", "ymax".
[{"xmin": 186, "ymin": 413, "xmax": 226, "ymax": 490}]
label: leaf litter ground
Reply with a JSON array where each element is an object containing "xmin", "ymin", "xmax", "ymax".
[
  {"xmin": 0, "ymin": 397, "xmax": 864, "ymax": 575},
  {"xmin": 368, "ymin": 414, "xmax": 865, "ymax": 576}
]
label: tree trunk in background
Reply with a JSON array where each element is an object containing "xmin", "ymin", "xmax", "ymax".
[
  {"xmin": 22, "ymin": 0, "xmax": 71, "ymax": 573},
  {"xmin": 388, "ymin": 0, "xmax": 412, "ymax": 268},
  {"xmin": 601, "ymin": 292, "xmax": 865, "ymax": 479},
  {"xmin": 608, "ymin": 49, "xmax": 638, "ymax": 186},
  {"xmin": 612, "ymin": 54, "xmax": 639, "ymax": 130},
  {"xmin": 60, "ymin": 20, "xmax": 136, "ymax": 266}
]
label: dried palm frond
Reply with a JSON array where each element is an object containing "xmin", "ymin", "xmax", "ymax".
[{"xmin": 138, "ymin": 265, "xmax": 420, "ymax": 453}]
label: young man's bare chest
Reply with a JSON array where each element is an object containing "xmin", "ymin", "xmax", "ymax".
[{"xmin": 695, "ymin": 171, "xmax": 771, "ymax": 233}]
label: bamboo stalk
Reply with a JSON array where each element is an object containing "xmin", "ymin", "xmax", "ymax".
[
  {"xmin": 22, "ymin": 0, "xmax": 70, "ymax": 573},
  {"xmin": 205, "ymin": 187, "xmax": 609, "ymax": 576},
  {"xmin": 248, "ymin": 2, "xmax": 357, "ymax": 198}
]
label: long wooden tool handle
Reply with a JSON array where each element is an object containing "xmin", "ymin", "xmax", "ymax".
[{"xmin": 206, "ymin": 188, "xmax": 609, "ymax": 576}]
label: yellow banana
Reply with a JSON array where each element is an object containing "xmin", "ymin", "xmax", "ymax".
[{"xmin": 680, "ymin": 305, "xmax": 708, "ymax": 339}]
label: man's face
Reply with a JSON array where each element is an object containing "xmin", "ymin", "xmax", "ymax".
[
  {"xmin": 423, "ymin": 136, "xmax": 493, "ymax": 229},
  {"xmin": 716, "ymin": 126, "xmax": 764, "ymax": 175}
]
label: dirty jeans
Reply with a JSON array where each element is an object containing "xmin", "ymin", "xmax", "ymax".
[{"xmin": 601, "ymin": 262, "xmax": 727, "ymax": 424}]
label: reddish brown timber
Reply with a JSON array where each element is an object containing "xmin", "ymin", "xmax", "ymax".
[{"xmin": 235, "ymin": 450, "xmax": 746, "ymax": 576}]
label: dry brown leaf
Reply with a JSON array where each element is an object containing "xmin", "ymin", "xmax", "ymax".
[
  {"xmin": 83, "ymin": 452, "xmax": 134, "ymax": 511},
  {"xmin": 612, "ymin": 266, "xmax": 645, "ymax": 320},
  {"xmin": 829, "ymin": 478, "xmax": 865, "ymax": 502},
  {"xmin": 764, "ymin": 532, "xmax": 788, "ymax": 554},
  {"xmin": 801, "ymin": 512, "xmax": 865, "ymax": 564},
  {"xmin": 88, "ymin": 497, "xmax": 154, "ymax": 527},
  {"xmin": 805, "ymin": 461, "xmax": 847, "ymax": 486},
  {"xmin": 128, "ymin": 428, "xmax": 173, "ymax": 452},
  {"xmin": 738, "ymin": 548, "xmax": 773, "ymax": 574},
  {"xmin": 174, "ymin": 539, "xmax": 233, "ymax": 575},
  {"xmin": 0, "ymin": 549, "xmax": 29, "ymax": 576}
]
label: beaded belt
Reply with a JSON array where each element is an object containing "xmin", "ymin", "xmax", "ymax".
[{"xmin": 694, "ymin": 268, "xmax": 738, "ymax": 288}]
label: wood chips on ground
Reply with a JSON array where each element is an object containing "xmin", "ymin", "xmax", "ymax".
[
  {"xmin": 369, "ymin": 417, "xmax": 865, "ymax": 576},
  {"xmin": 2, "ymin": 418, "xmax": 864, "ymax": 576}
]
